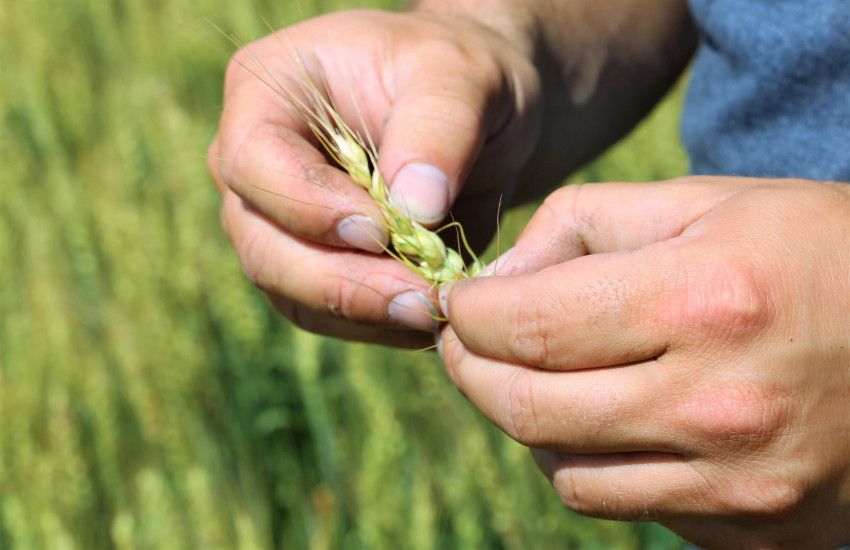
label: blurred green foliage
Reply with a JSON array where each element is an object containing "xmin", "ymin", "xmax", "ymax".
[{"xmin": 0, "ymin": 0, "xmax": 689, "ymax": 547}]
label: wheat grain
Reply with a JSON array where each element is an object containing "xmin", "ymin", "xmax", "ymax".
[
  {"xmin": 226, "ymin": 24, "xmax": 484, "ymax": 286},
  {"xmin": 287, "ymin": 71, "xmax": 484, "ymax": 284}
]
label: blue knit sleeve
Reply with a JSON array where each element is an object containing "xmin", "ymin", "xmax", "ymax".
[{"xmin": 683, "ymin": 0, "xmax": 850, "ymax": 182}]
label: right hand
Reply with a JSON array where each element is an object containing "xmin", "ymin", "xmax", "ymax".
[{"xmin": 208, "ymin": 9, "xmax": 543, "ymax": 346}]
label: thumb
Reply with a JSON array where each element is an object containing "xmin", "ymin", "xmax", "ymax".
[
  {"xmin": 497, "ymin": 178, "xmax": 738, "ymax": 275},
  {"xmin": 377, "ymin": 41, "xmax": 524, "ymax": 226}
]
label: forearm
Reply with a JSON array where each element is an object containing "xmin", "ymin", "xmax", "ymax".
[{"xmin": 410, "ymin": 0, "xmax": 697, "ymax": 199}]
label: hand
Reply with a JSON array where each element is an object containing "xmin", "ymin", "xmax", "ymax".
[
  {"xmin": 438, "ymin": 177, "xmax": 850, "ymax": 549},
  {"xmin": 207, "ymin": 10, "xmax": 541, "ymax": 346}
]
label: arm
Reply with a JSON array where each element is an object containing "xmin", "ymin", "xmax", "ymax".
[{"xmin": 410, "ymin": 0, "xmax": 697, "ymax": 202}]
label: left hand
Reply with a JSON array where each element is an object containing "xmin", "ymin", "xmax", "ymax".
[
  {"xmin": 208, "ymin": 9, "xmax": 542, "ymax": 346},
  {"xmin": 438, "ymin": 177, "xmax": 850, "ymax": 549}
]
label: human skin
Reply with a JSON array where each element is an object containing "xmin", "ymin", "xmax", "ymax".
[
  {"xmin": 207, "ymin": 0, "xmax": 850, "ymax": 546},
  {"xmin": 438, "ymin": 178, "xmax": 850, "ymax": 549},
  {"xmin": 207, "ymin": 0, "xmax": 695, "ymax": 347}
]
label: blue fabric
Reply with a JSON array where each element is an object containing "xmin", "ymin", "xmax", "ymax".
[{"xmin": 683, "ymin": 0, "xmax": 850, "ymax": 182}]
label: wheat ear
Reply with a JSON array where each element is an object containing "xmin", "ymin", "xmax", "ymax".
[
  {"xmin": 212, "ymin": 19, "xmax": 484, "ymax": 285},
  {"xmin": 304, "ymin": 94, "xmax": 483, "ymax": 284},
  {"xmin": 269, "ymin": 51, "xmax": 483, "ymax": 284}
]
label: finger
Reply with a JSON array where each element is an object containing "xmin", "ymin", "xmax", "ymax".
[
  {"xmin": 442, "ymin": 244, "xmax": 681, "ymax": 370},
  {"xmin": 534, "ymin": 449, "xmax": 802, "ymax": 525},
  {"xmin": 444, "ymin": 186, "xmax": 769, "ymax": 370},
  {"xmin": 220, "ymin": 187, "xmax": 439, "ymax": 331},
  {"xmin": 267, "ymin": 295, "xmax": 433, "ymax": 348},
  {"xmin": 502, "ymin": 179, "xmax": 738, "ymax": 275},
  {"xmin": 439, "ymin": 324, "xmax": 684, "ymax": 453},
  {"xmin": 531, "ymin": 449, "xmax": 718, "ymax": 521},
  {"xmin": 442, "ymin": 326, "xmax": 789, "ymax": 521},
  {"xmin": 378, "ymin": 35, "xmax": 537, "ymax": 226},
  {"xmin": 212, "ymin": 73, "xmax": 390, "ymax": 254}
]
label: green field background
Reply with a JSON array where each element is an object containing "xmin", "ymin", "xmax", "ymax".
[{"xmin": 0, "ymin": 0, "xmax": 690, "ymax": 548}]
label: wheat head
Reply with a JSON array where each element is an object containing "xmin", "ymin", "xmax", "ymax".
[
  {"xmin": 282, "ymin": 59, "xmax": 484, "ymax": 285},
  {"xmin": 216, "ymin": 22, "xmax": 485, "ymax": 286}
]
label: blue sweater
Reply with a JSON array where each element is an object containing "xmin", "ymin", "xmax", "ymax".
[{"xmin": 682, "ymin": 0, "xmax": 850, "ymax": 182}]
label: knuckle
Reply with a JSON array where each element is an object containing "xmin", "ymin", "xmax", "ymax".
[
  {"xmin": 539, "ymin": 185, "xmax": 580, "ymax": 215},
  {"xmin": 535, "ymin": 186, "xmax": 581, "ymax": 234},
  {"xmin": 323, "ymin": 275, "xmax": 347, "ymax": 320},
  {"xmin": 552, "ymin": 470, "xmax": 651, "ymax": 522},
  {"xmin": 234, "ymin": 227, "xmax": 274, "ymax": 290},
  {"xmin": 519, "ymin": 186, "xmax": 587, "ymax": 265},
  {"xmin": 721, "ymin": 472, "xmax": 808, "ymax": 519},
  {"xmin": 750, "ymin": 477, "xmax": 807, "ymax": 519},
  {"xmin": 553, "ymin": 478, "xmax": 594, "ymax": 517},
  {"xmin": 405, "ymin": 89, "xmax": 484, "ymax": 137},
  {"xmin": 321, "ymin": 264, "xmax": 393, "ymax": 323},
  {"xmin": 680, "ymin": 383, "xmax": 788, "ymax": 447},
  {"xmin": 321, "ymin": 265, "xmax": 369, "ymax": 321},
  {"xmin": 218, "ymin": 124, "xmax": 262, "ymax": 192},
  {"xmin": 415, "ymin": 37, "xmax": 500, "ymax": 80},
  {"xmin": 547, "ymin": 460, "xmax": 587, "ymax": 512},
  {"xmin": 402, "ymin": 40, "xmax": 502, "ymax": 126},
  {"xmin": 209, "ymin": 130, "xmax": 242, "ymax": 193},
  {"xmin": 678, "ymin": 260, "xmax": 770, "ymax": 341},
  {"xmin": 224, "ymin": 47, "xmax": 254, "ymax": 90},
  {"xmin": 501, "ymin": 369, "xmax": 544, "ymax": 445},
  {"xmin": 207, "ymin": 119, "xmax": 256, "ymax": 197},
  {"xmin": 510, "ymin": 277, "xmax": 565, "ymax": 368}
]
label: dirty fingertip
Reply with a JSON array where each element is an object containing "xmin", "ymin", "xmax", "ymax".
[
  {"xmin": 388, "ymin": 291, "xmax": 439, "ymax": 332},
  {"xmin": 338, "ymin": 215, "xmax": 389, "ymax": 253},
  {"xmin": 390, "ymin": 163, "xmax": 450, "ymax": 225}
]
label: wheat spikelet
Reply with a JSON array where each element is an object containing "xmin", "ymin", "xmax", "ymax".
[
  {"xmin": 288, "ymin": 73, "xmax": 484, "ymax": 285},
  {"xmin": 223, "ymin": 21, "xmax": 484, "ymax": 286},
  {"xmin": 314, "ymin": 109, "xmax": 484, "ymax": 284}
]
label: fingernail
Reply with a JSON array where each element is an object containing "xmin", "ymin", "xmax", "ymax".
[
  {"xmin": 437, "ymin": 282, "xmax": 452, "ymax": 320},
  {"xmin": 435, "ymin": 331, "xmax": 445, "ymax": 360},
  {"xmin": 390, "ymin": 163, "xmax": 450, "ymax": 225},
  {"xmin": 338, "ymin": 215, "xmax": 389, "ymax": 254},
  {"xmin": 388, "ymin": 291, "xmax": 438, "ymax": 332},
  {"xmin": 478, "ymin": 247, "xmax": 515, "ymax": 277}
]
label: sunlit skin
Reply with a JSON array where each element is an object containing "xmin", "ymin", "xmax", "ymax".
[
  {"xmin": 439, "ymin": 177, "xmax": 850, "ymax": 549},
  {"xmin": 209, "ymin": 1, "xmax": 850, "ymax": 547}
]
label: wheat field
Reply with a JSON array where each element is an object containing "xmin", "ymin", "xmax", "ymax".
[{"xmin": 0, "ymin": 0, "xmax": 690, "ymax": 548}]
